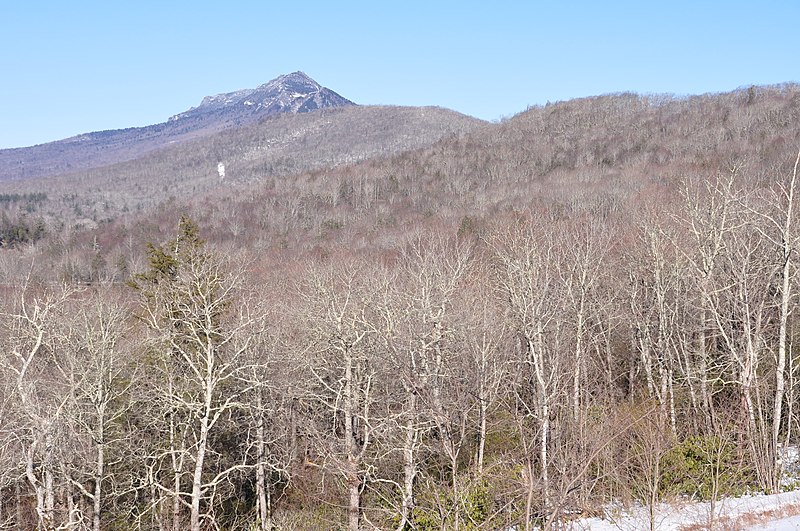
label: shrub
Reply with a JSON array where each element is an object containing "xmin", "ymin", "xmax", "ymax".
[{"xmin": 659, "ymin": 434, "xmax": 755, "ymax": 500}]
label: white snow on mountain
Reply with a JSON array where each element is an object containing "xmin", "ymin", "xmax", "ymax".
[{"xmin": 168, "ymin": 72, "xmax": 354, "ymax": 122}]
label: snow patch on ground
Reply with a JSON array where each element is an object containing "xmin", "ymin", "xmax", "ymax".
[
  {"xmin": 749, "ymin": 514, "xmax": 800, "ymax": 530},
  {"xmin": 571, "ymin": 490, "xmax": 800, "ymax": 530},
  {"xmin": 781, "ymin": 445, "xmax": 800, "ymax": 489}
]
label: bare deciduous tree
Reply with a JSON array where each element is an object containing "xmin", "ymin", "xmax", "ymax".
[
  {"xmin": 491, "ymin": 224, "xmax": 564, "ymax": 530},
  {"xmin": 131, "ymin": 217, "xmax": 260, "ymax": 531},
  {"xmin": 298, "ymin": 263, "xmax": 383, "ymax": 531},
  {"xmin": 0, "ymin": 278, "xmax": 77, "ymax": 529},
  {"xmin": 59, "ymin": 289, "xmax": 135, "ymax": 531}
]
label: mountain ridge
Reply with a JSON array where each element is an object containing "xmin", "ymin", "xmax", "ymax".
[
  {"xmin": 0, "ymin": 104, "xmax": 486, "ymax": 226},
  {"xmin": 0, "ymin": 72, "xmax": 356, "ymax": 181}
]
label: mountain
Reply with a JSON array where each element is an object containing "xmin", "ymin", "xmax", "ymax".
[
  {"xmin": 169, "ymin": 71, "xmax": 354, "ymax": 123},
  {"xmin": 6, "ymin": 84, "xmax": 800, "ymax": 243},
  {"xmin": 0, "ymin": 105, "xmax": 485, "ymax": 225},
  {"xmin": 0, "ymin": 72, "xmax": 355, "ymax": 181}
]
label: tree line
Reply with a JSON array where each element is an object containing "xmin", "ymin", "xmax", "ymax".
[{"xmin": 2, "ymin": 155, "xmax": 800, "ymax": 530}]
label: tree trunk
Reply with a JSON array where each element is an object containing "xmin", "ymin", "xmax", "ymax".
[
  {"xmin": 398, "ymin": 394, "xmax": 417, "ymax": 531},
  {"xmin": 530, "ymin": 331, "xmax": 550, "ymax": 519},
  {"xmin": 94, "ymin": 438, "xmax": 104, "ymax": 531},
  {"xmin": 344, "ymin": 349, "xmax": 360, "ymax": 531},
  {"xmin": 477, "ymin": 389, "xmax": 487, "ymax": 476},
  {"xmin": 572, "ymin": 301, "xmax": 585, "ymax": 419},
  {"xmin": 348, "ymin": 468, "xmax": 361, "ymax": 531},
  {"xmin": 773, "ymin": 238, "xmax": 792, "ymax": 491},
  {"xmin": 776, "ymin": 152, "xmax": 800, "ymax": 490},
  {"xmin": 540, "ymin": 402, "xmax": 550, "ymax": 520},
  {"xmin": 26, "ymin": 448, "xmax": 46, "ymax": 530},
  {"xmin": 256, "ymin": 393, "xmax": 271, "ymax": 531},
  {"xmin": 524, "ymin": 459, "xmax": 536, "ymax": 531},
  {"xmin": 44, "ymin": 463, "xmax": 55, "ymax": 530},
  {"xmin": 16, "ymin": 481, "xmax": 23, "ymax": 530},
  {"xmin": 698, "ymin": 314, "xmax": 715, "ymax": 431},
  {"xmin": 190, "ymin": 391, "xmax": 212, "ymax": 531},
  {"xmin": 170, "ymin": 413, "xmax": 182, "ymax": 531}
]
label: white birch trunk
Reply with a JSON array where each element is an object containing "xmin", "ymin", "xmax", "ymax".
[{"xmin": 255, "ymin": 392, "xmax": 270, "ymax": 531}]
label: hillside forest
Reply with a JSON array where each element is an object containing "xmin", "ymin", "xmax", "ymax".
[{"xmin": 2, "ymin": 85, "xmax": 800, "ymax": 530}]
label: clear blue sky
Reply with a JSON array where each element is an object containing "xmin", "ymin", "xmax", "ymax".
[{"xmin": 1, "ymin": 1, "xmax": 798, "ymax": 148}]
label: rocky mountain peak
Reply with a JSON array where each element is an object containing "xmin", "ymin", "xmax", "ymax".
[
  {"xmin": 170, "ymin": 72, "xmax": 354, "ymax": 122},
  {"xmin": 258, "ymin": 71, "xmax": 320, "ymax": 92}
]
